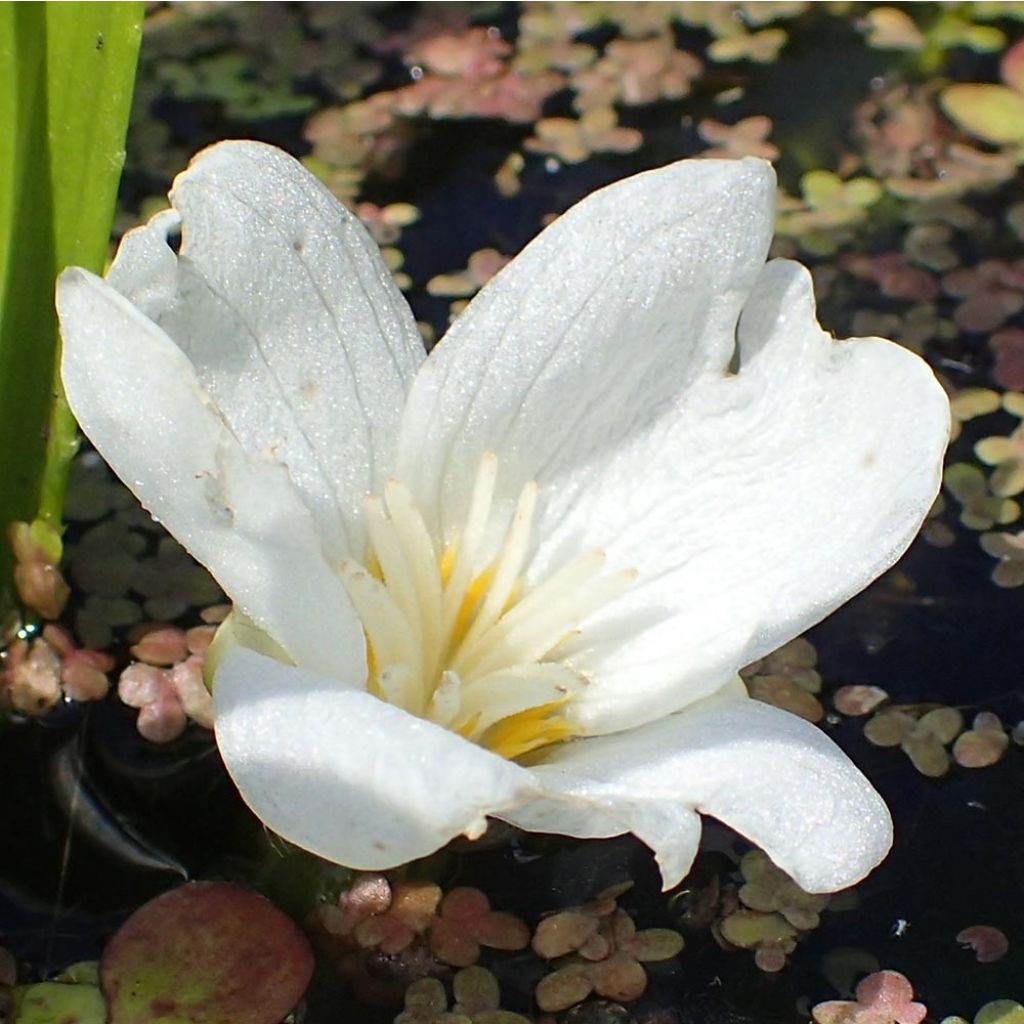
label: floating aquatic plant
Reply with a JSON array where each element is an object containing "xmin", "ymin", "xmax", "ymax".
[
  {"xmin": 532, "ymin": 883, "xmax": 683, "ymax": 1012},
  {"xmin": 0, "ymin": 623, "xmax": 112, "ymax": 716},
  {"xmin": 863, "ymin": 705, "xmax": 963, "ymax": 778},
  {"xmin": 813, "ymin": 969, "xmax": 927, "ymax": 1024},
  {"xmin": 395, "ymin": 968, "xmax": 529, "ymax": 1024},
  {"xmin": 981, "ymin": 528, "xmax": 1024, "ymax": 587},
  {"xmin": 941, "ymin": 38, "xmax": 1024, "ymax": 145},
  {"xmin": 100, "ymin": 881, "xmax": 314, "ymax": 1024},
  {"xmin": 956, "ymin": 924, "xmax": 1010, "ymax": 964},
  {"xmin": 953, "ymin": 1001, "xmax": 1024, "ymax": 1024},
  {"xmin": 118, "ymin": 623, "xmax": 215, "ymax": 743}
]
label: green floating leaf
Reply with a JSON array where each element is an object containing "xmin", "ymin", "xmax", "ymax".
[
  {"xmin": 11, "ymin": 981, "xmax": 106, "ymax": 1024},
  {"xmin": 101, "ymin": 881, "xmax": 314, "ymax": 1024},
  {"xmin": 976, "ymin": 1002, "xmax": 1024, "ymax": 1024},
  {"xmin": 940, "ymin": 84, "xmax": 1024, "ymax": 145},
  {"xmin": 0, "ymin": 3, "xmax": 141, "ymax": 610},
  {"xmin": 54, "ymin": 961, "xmax": 101, "ymax": 986}
]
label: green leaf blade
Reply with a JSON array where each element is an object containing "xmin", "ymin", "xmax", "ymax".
[{"xmin": 0, "ymin": 1, "xmax": 142, "ymax": 613}]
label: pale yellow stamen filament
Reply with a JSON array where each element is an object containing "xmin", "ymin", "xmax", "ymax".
[
  {"xmin": 454, "ymin": 481, "xmax": 537, "ymax": 663},
  {"xmin": 364, "ymin": 496, "xmax": 423, "ymax": 657},
  {"xmin": 338, "ymin": 455, "xmax": 634, "ymax": 760},
  {"xmin": 338, "ymin": 562, "xmax": 413, "ymax": 671},
  {"xmin": 441, "ymin": 452, "xmax": 497, "ymax": 637},
  {"xmin": 383, "ymin": 481, "xmax": 444, "ymax": 685}
]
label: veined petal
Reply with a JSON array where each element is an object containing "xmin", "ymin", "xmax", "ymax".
[
  {"xmin": 547, "ymin": 260, "xmax": 949, "ymax": 732},
  {"xmin": 507, "ymin": 691, "xmax": 892, "ymax": 893},
  {"xmin": 213, "ymin": 646, "xmax": 539, "ymax": 869},
  {"xmin": 398, "ymin": 156, "xmax": 946, "ymax": 734},
  {"xmin": 397, "ymin": 158, "xmax": 775, "ymax": 550},
  {"xmin": 57, "ymin": 269, "xmax": 364, "ymax": 681},
  {"xmin": 105, "ymin": 140, "xmax": 425, "ymax": 558}
]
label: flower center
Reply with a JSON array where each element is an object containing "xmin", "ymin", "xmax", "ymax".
[{"xmin": 338, "ymin": 453, "xmax": 634, "ymax": 761}]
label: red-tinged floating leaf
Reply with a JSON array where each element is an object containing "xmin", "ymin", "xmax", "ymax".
[
  {"xmin": 101, "ymin": 882, "xmax": 313, "ymax": 1024},
  {"xmin": 1002, "ymin": 38, "xmax": 1024, "ymax": 95},
  {"xmin": 957, "ymin": 924, "xmax": 1009, "ymax": 963},
  {"xmin": 439, "ymin": 886, "xmax": 490, "ymax": 924},
  {"xmin": 754, "ymin": 944, "xmax": 788, "ymax": 973},
  {"xmin": 472, "ymin": 911, "xmax": 530, "ymax": 951},
  {"xmin": 833, "ymin": 685, "xmax": 888, "ymax": 717},
  {"xmin": 992, "ymin": 329, "xmax": 1024, "ymax": 391},
  {"xmin": 354, "ymin": 913, "xmax": 414, "ymax": 954},
  {"xmin": 855, "ymin": 967, "xmax": 912, "ymax": 1007},
  {"xmin": 855, "ymin": 970, "xmax": 926, "ymax": 1024},
  {"xmin": 430, "ymin": 915, "xmax": 480, "ymax": 968}
]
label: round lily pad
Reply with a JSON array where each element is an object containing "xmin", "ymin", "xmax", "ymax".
[{"xmin": 101, "ymin": 881, "xmax": 314, "ymax": 1024}]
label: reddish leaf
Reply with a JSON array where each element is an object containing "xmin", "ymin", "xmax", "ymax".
[{"xmin": 101, "ymin": 882, "xmax": 313, "ymax": 1024}]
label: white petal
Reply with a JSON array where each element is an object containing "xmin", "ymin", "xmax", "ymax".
[
  {"xmin": 57, "ymin": 269, "xmax": 364, "ymax": 680},
  {"xmin": 551, "ymin": 259, "xmax": 949, "ymax": 731},
  {"xmin": 213, "ymin": 645, "xmax": 539, "ymax": 869},
  {"xmin": 507, "ymin": 692, "xmax": 892, "ymax": 893},
  {"xmin": 106, "ymin": 140, "xmax": 424, "ymax": 558},
  {"xmin": 397, "ymin": 158, "xmax": 775, "ymax": 547},
  {"xmin": 399, "ymin": 155, "xmax": 946, "ymax": 734}
]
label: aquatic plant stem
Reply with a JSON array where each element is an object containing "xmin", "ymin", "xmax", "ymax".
[{"xmin": 0, "ymin": 2, "xmax": 142, "ymax": 617}]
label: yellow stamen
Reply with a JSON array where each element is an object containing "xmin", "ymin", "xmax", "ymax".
[
  {"xmin": 450, "ymin": 565, "xmax": 495, "ymax": 652},
  {"xmin": 365, "ymin": 640, "xmax": 379, "ymax": 698},
  {"xmin": 482, "ymin": 700, "xmax": 582, "ymax": 761},
  {"xmin": 439, "ymin": 541, "xmax": 457, "ymax": 585},
  {"xmin": 338, "ymin": 455, "xmax": 633, "ymax": 763},
  {"xmin": 365, "ymin": 550, "xmax": 383, "ymax": 582}
]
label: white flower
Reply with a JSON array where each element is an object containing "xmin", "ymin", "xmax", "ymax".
[{"xmin": 56, "ymin": 142, "xmax": 949, "ymax": 892}]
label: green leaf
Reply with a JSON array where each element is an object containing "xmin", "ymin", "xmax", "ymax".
[
  {"xmin": 801, "ymin": 170, "xmax": 842, "ymax": 207},
  {"xmin": 975, "ymin": 1002, "xmax": 1024, "ymax": 1024},
  {"xmin": 11, "ymin": 981, "xmax": 107, "ymax": 1024},
  {"xmin": 940, "ymin": 83, "xmax": 1024, "ymax": 145},
  {"xmin": 0, "ymin": 2, "xmax": 142, "ymax": 613}
]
